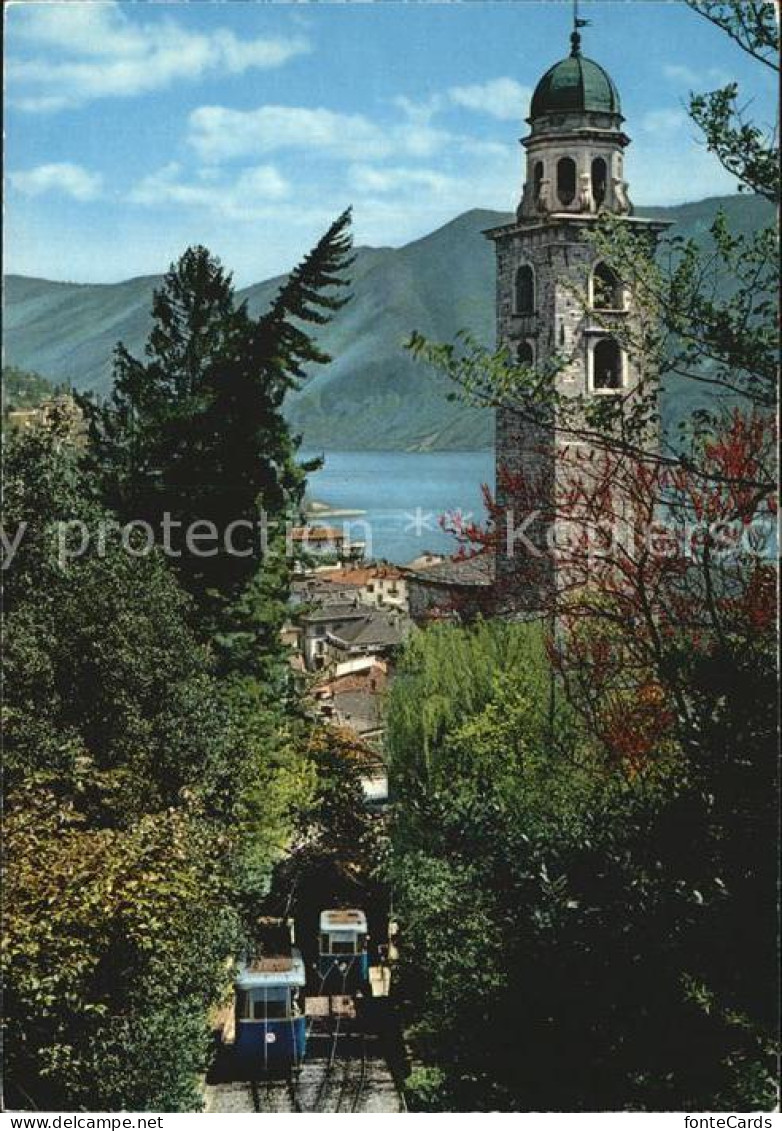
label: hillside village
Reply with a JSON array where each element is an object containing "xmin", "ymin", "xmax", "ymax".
[{"xmin": 285, "ymin": 528, "xmax": 495, "ymax": 800}]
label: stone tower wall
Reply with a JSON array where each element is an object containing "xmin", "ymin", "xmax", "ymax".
[{"xmin": 492, "ymin": 217, "xmax": 660, "ymax": 613}]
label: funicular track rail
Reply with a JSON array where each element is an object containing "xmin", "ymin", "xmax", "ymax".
[
  {"xmin": 341, "ymin": 1031, "xmax": 368, "ymax": 1113},
  {"xmin": 205, "ymin": 1001, "xmax": 400, "ymax": 1113},
  {"xmin": 247, "ymin": 1073, "xmax": 303, "ymax": 1113},
  {"xmin": 295, "ymin": 1010, "xmax": 368, "ymax": 1113}
]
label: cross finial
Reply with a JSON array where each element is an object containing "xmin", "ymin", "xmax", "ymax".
[{"xmin": 571, "ymin": 0, "xmax": 591, "ymax": 55}]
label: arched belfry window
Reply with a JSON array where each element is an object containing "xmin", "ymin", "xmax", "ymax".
[
  {"xmin": 591, "ymin": 157, "xmax": 607, "ymax": 207},
  {"xmin": 593, "ymin": 338, "xmax": 623, "ymax": 390},
  {"xmin": 557, "ymin": 157, "xmax": 577, "ymax": 206},
  {"xmin": 533, "ymin": 161, "xmax": 544, "ymax": 202},
  {"xmin": 517, "ymin": 340, "xmax": 534, "ymax": 366},
  {"xmin": 592, "ymin": 262, "xmax": 624, "ymax": 310},
  {"xmin": 515, "ymin": 264, "xmax": 535, "ymax": 315}
]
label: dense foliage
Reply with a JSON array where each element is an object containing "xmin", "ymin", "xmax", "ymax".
[
  {"xmin": 3, "ymin": 213, "xmax": 353, "ymax": 1110},
  {"xmin": 267, "ymin": 725, "xmax": 388, "ymax": 962},
  {"xmin": 392, "ymin": 4, "xmax": 778, "ymax": 1112},
  {"xmin": 3, "ymin": 422, "xmax": 228, "ymax": 1108},
  {"xmin": 387, "ymin": 621, "xmax": 777, "ymax": 1111}
]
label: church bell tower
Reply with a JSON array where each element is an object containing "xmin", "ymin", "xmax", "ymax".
[{"xmin": 486, "ymin": 19, "xmax": 669, "ymax": 611}]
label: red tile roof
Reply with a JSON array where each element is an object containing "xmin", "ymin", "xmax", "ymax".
[
  {"xmin": 314, "ymin": 663, "xmax": 389, "ymax": 698},
  {"xmin": 317, "ymin": 564, "xmax": 404, "ymax": 585},
  {"xmin": 290, "ymin": 525, "xmax": 346, "ymax": 542}
]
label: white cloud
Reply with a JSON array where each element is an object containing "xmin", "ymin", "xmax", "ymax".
[
  {"xmin": 13, "ymin": 94, "xmax": 74, "ymax": 113},
  {"xmin": 392, "ymin": 93, "xmax": 444, "ymax": 125},
  {"xmin": 235, "ymin": 165, "xmax": 291, "ymax": 201},
  {"xmin": 348, "ymin": 165, "xmax": 455, "ymax": 195},
  {"xmin": 448, "ymin": 77, "xmax": 531, "ymax": 121},
  {"xmin": 641, "ymin": 108, "xmax": 689, "ymax": 135},
  {"xmin": 394, "ymin": 79, "xmax": 530, "ymax": 124},
  {"xmin": 9, "ymin": 163, "xmax": 103, "ymax": 201},
  {"xmin": 128, "ymin": 163, "xmax": 290, "ymax": 217},
  {"xmin": 123, "ymin": 133, "xmax": 517, "ymax": 263},
  {"xmin": 663, "ymin": 63, "xmax": 730, "ymax": 88},
  {"xmin": 629, "ymin": 139, "xmax": 740, "ymax": 206},
  {"xmin": 187, "ymin": 104, "xmax": 453, "ymax": 163},
  {"xmin": 8, "ymin": 1, "xmax": 310, "ymax": 111}
]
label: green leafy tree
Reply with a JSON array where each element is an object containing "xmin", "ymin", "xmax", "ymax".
[
  {"xmin": 685, "ymin": 1, "xmax": 778, "ymax": 200},
  {"xmin": 387, "ymin": 623, "xmax": 778, "ymax": 1111},
  {"xmin": 3, "ymin": 413, "xmax": 230, "ymax": 820},
  {"xmin": 2, "ymin": 418, "xmax": 311, "ymax": 1109},
  {"xmin": 267, "ymin": 725, "xmax": 388, "ymax": 956},
  {"xmin": 2, "ymin": 791, "xmax": 236, "ymax": 1111}
]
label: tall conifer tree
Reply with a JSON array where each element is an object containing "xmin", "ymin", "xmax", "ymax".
[{"xmin": 81, "ymin": 210, "xmax": 353, "ymax": 678}]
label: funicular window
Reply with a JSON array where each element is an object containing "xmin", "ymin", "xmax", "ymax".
[
  {"xmin": 591, "ymin": 157, "xmax": 607, "ymax": 207},
  {"xmin": 557, "ymin": 157, "xmax": 577, "ymax": 206},
  {"xmin": 533, "ymin": 160, "xmax": 544, "ymax": 201},
  {"xmin": 593, "ymin": 262, "xmax": 623, "ymax": 310},
  {"xmin": 251, "ymin": 988, "xmax": 289, "ymax": 1020},
  {"xmin": 332, "ymin": 942, "xmax": 355, "ymax": 955},
  {"xmin": 517, "ymin": 340, "xmax": 534, "ymax": 366},
  {"xmin": 330, "ymin": 931, "xmax": 357, "ymax": 956},
  {"xmin": 593, "ymin": 338, "xmax": 623, "ymax": 390},
  {"xmin": 515, "ymin": 264, "xmax": 535, "ymax": 315}
]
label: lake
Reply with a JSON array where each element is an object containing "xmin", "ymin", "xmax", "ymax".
[{"xmin": 301, "ymin": 449, "xmax": 494, "ymax": 565}]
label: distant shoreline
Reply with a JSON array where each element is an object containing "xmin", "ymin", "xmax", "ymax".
[
  {"xmin": 300, "ymin": 447, "xmax": 494, "ymax": 457},
  {"xmin": 304, "ymin": 499, "xmax": 366, "ymax": 519}
]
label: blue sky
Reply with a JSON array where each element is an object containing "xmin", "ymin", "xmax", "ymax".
[{"xmin": 5, "ymin": 0, "xmax": 777, "ymax": 286}]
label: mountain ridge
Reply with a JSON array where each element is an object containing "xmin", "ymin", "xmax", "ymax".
[{"xmin": 4, "ymin": 194, "xmax": 773, "ymax": 450}]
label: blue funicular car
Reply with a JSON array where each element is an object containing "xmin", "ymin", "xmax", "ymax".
[
  {"xmin": 234, "ymin": 918, "xmax": 307, "ymax": 1072},
  {"xmin": 318, "ymin": 908, "xmax": 369, "ymax": 991}
]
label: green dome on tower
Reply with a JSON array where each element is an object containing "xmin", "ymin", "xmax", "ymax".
[{"xmin": 530, "ymin": 34, "xmax": 621, "ymax": 120}]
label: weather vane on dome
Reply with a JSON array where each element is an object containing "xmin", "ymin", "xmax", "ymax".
[{"xmin": 571, "ymin": 0, "xmax": 592, "ymax": 55}]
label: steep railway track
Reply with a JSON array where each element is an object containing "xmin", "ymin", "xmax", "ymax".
[
  {"xmin": 205, "ymin": 1030, "xmax": 399, "ymax": 1113},
  {"xmin": 251, "ymin": 1076, "xmax": 303, "ymax": 1113},
  {"xmin": 316, "ymin": 1030, "xmax": 367, "ymax": 1112},
  {"xmin": 336, "ymin": 1032, "xmax": 368, "ymax": 1113},
  {"xmin": 205, "ymin": 983, "xmax": 402, "ymax": 1113}
]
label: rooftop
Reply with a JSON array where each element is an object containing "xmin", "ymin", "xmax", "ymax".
[
  {"xmin": 404, "ymin": 552, "xmax": 446, "ymax": 571},
  {"xmin": 291, "ymin": 576, "xmax": 361, "ymax": 604},
  {"xmin": 407, "ymin": 552, "xmax": 495, "ymax": 588},
  {"xmin": 244, "ymin": 955, "xmax": 293, "ymax": 974},
  {"xmin": 291, "ymin": 525, "xmax": 346, "ymax": 543},
  {"xmin": 236, "ymin": 919, "xmax": 306, "ymax": 988},
  {"xmin": 328, "ymin": 608, "xmax": 410, "ymax": 650},
  {"xmin": 530, "ymin": 33, "xmax": 621, "ymax": 120},
  {"xmin": 320, "ymin": 909, "xmax": 368, "ymax": 932},
  {"xmin": 314, "ymin": 662, "xmax": 388, "ymax": 698},
  {"xmin": 300, "ymin": 600, "xmax": 369, "ymax": 624},
  {"xmin": 317, "ymin": 563, "xmax": 405, "ymax": 585},
  {"xmin": 331, "ymin": 689, "xmax": 383, "ymax": 735},
  {"xmin": 236, "ymin": 949, "xmax": 306, "ymax": 989}
]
